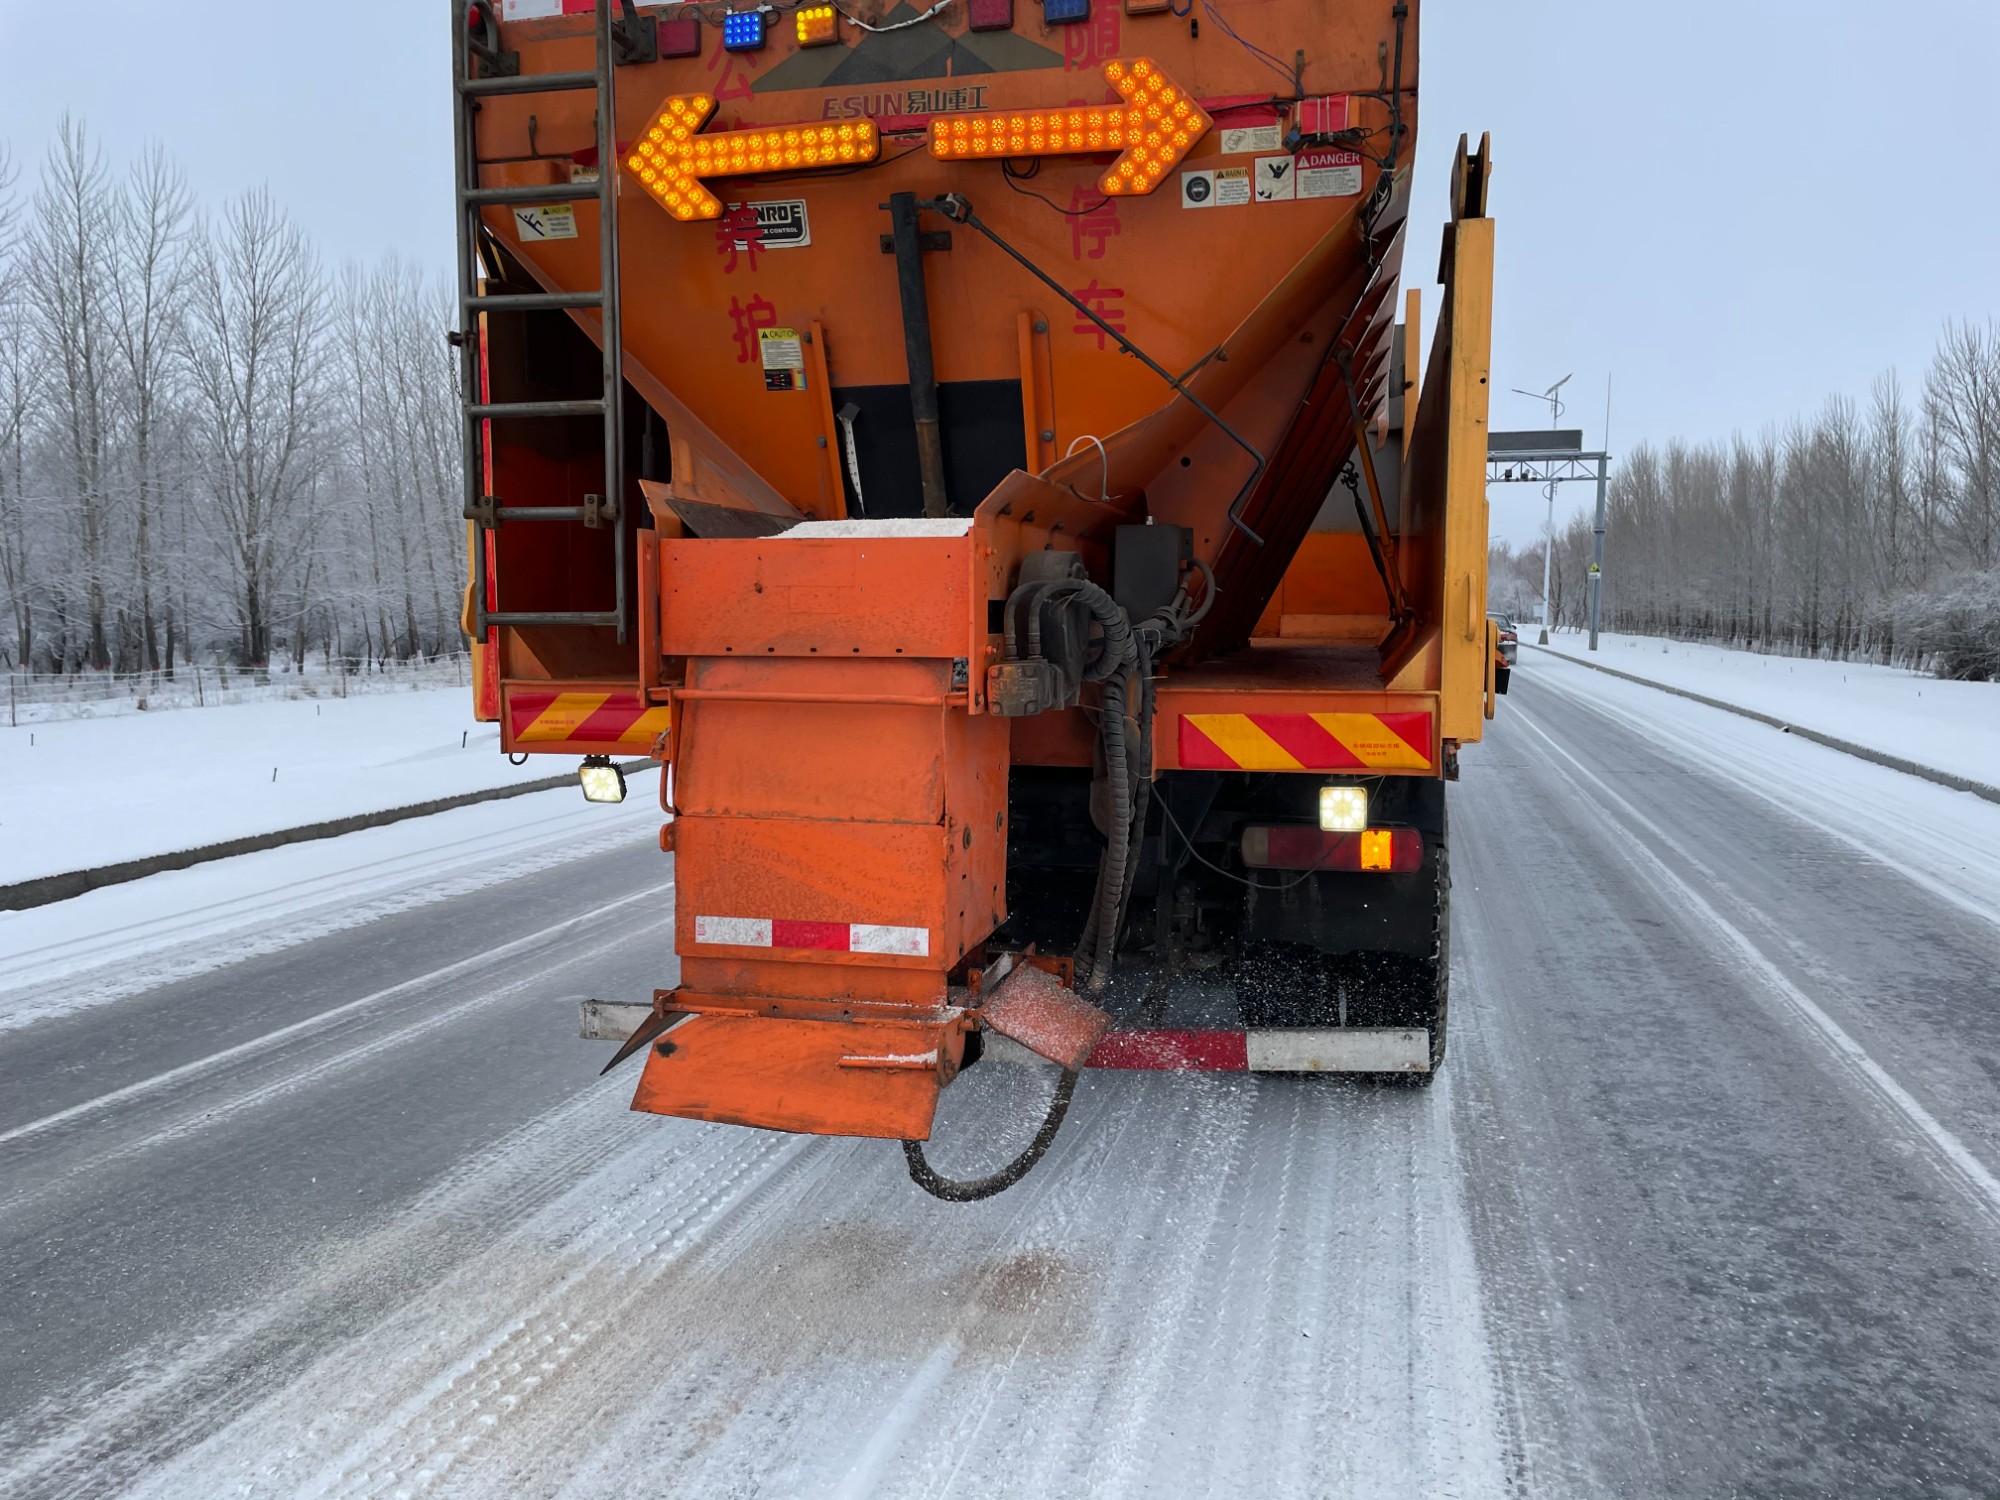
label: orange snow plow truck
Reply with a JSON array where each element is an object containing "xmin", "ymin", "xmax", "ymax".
[{"xmin": 454, "ymin": 0, "xmax": 1497, "ymax": 1196}]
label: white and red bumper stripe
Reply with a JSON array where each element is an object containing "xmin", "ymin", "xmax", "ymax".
[
  {"xmin": 693, "ymin": 915, "xmax": 930, "ymax": 958},
  {"xmin": 1000, "ymin": 1027, "xmax": 1431, "ymax": 1073}
]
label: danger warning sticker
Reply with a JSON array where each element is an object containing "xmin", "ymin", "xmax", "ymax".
[
  {"xmin": 1211, "ymin": 166, "xmax": 1251, "ymax": 207},
  {"xmin": 512, "ymin": 204, "xmax": 577, "ymax": 241},
  {"xmin": 1297, "ymin": 149, "xmax": 1364, "ymax": 200},
  {"xmin": 1253, "ymin": 155, "xmax": 1297, "ymax": 202}
]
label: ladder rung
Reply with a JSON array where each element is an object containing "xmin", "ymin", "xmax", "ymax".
[
  {"xmin": 486, "ymin": 611, "xmax": 624, "ymax": 628},
  {"xmin": 464, "ymin": 183, "xmax": 595, "ymax": 208},
  {"xmin": 466, "ymin": 291, "xmax": 603, "ymax": 312},
  {"xmin": 459, "ymin": 70, "xmax": 598, "ymax": 99},
  {"xmin": 471, "ymin": 506, "xmax": 593, "ymax": 522},
  {"xmin": 467, "ymin": 399, "xmax": 606, "ymax": 420}
]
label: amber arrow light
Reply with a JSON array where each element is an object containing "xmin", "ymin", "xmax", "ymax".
[
  {"xmin": 624, "ymin": 95, "xmax": 880, "ymax": 221},
  {"xmin": 924, "ymin": 58, "xmax": 1212, "ymax": 197}
]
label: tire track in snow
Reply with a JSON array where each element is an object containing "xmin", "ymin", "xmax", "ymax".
[
  {"xmin": 20, "ymin": 1033, "xmax": 1513, "ymax": 1499},
  {"xmin": 1508, "ymin": 696, "xmax": 2000, "ymax": 1229}
]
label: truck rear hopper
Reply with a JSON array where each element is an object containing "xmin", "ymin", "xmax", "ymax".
[{"xmin": 452, "ymin": 1, "xmax": 1500, "ymax": 1177}]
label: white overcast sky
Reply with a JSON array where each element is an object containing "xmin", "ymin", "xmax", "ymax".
[{"xmin": 3, "ymin": 0, "xmax": 1994, "ymax": 546}]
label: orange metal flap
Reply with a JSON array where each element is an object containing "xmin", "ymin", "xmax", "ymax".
[
  {"xmin": 659, "ymin": 533, "xmax": 978, "ymax": 659},
  {"xmin": 631, "ymin": 1012, "xmax": 962, "ymax": 1139}
]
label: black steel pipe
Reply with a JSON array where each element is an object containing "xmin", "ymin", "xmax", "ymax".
[
  {"xmin": 887, "ymin": 192, "xmax": 950, "ymax": 517},
  {"xmin": 457, "ymin": 69, "xmax": 596, "ymax": 96}
]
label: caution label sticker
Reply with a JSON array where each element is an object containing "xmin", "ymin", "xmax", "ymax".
[
  {"xmin": 1297, "ymin": 149, "xmax": 1364, "ymax": 199},
  {"xmin": 1181, "ymin": 169, "xmax": 1217, "ymax": 208},
  {"xmin": 1220, "ymin": 123, "xmax": 1283, "ymax": 154},
  {"xmin": 1254, "ymin": 154, "xmax": 1297, "ymax": 201},
  {"xmin": 759, "ymin": 328, "xmax": 807, "ymax": 391},
  {"xmin": 1212, "ymin": 166, "xmax": 1252, "ymax": 207},
  {"xmin": 512, "ymin": 204, "xmax": 578, "ymax": 241}
]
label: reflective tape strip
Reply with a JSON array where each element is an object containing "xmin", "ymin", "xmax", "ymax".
[
  {"xmin": 851, "ymin": 924, "xmax": 930, "ymax": 957},
  {"xmin": 508, "ymin": 689, "xmax": 672, "ymax": 747},
  {"xmin": 1177, "ymin": 711, "xmax": 1433, "ymax": 771},
  {"xmin": 694, "ymin": 916, "xmax": 772, "ymax": 947},
  {"xmin": 693, "ymin": 917, "xmax": 931, "ymax": 958},
  {"xmin": 502, "ymin": 0, "xmax": 592, "ymax": 18},
  {"xmin": 1079, "ymin": 1028, "xmax": 1430, "ymax": 1072}
]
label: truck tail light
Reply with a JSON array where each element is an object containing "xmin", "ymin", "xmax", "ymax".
[{"xmin": 1240, "ymin": 826, "xmax": 1422, "ymax": 874}]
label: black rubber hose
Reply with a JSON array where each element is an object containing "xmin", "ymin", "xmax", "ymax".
[{"xmin": 903, "ymin": 1068, "xmax": 1080, "ymax": 1201}]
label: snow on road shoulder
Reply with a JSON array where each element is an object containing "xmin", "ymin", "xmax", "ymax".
[
  {"xmin": 1537, "ymin": 631, "xmax": 2000, "ymax": 790},
  {"xmin": 1522, "ymin": 658, "xmax": 2000, "ymax": 932},
  {"xmin": 0, "ymin": 772, "xmax": 663, "ymax": 1034},
  {"xmin": 0, "ymin": 686, "xmax": 568, "ymax": 885}
]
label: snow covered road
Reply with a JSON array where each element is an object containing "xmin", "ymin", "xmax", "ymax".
[{"xmin": 4, "ymin": 658, "xmax": 1999, "ymax": 1498}]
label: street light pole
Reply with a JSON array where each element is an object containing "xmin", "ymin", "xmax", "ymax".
[
  {"xmin": 1587, "ymin": 453, "xmax": 1607, "ymax": 650},
  {"xmin": 1510, "ymin": 374, "xmax": 1571, "ymax": 645}
]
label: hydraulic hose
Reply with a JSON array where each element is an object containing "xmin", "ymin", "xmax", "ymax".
[{"xmin": 903, "ymin": 1068, "xmax": 1080, "ymax": 1201}]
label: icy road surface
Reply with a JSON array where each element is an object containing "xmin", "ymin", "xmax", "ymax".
[{"xmin": 4, "ymin": 658, "xmax": 2000, "ymax": 1498}]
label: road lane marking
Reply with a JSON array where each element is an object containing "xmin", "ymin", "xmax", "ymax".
[
  {"xmin": 1506, "ymin": 702, "xmax": 2000, "ymax": 1227},
  {"xmin": 0, "ymin": 880, "xmax": 674, "ymax": 1150},
  {"xmin": 1524, "ymin": 665, "xmax": 2000, "ymax": 933}
]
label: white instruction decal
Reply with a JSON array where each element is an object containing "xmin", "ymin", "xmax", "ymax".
[
  {"xmin": 1297, "ymin": 149, "xmax": 1364, "ymax": 200},
  {"xmin": 503, "ymin": 0, "xmax": 565, "ymax": 17},
  {"xmin": 1180, "ymin": 169, "xmax": 1217, "ymax": 208},
  {"xmin": 1254, "ymin": 154, "xmax": 1297, "ymax": 201},
  {"xmin": 1221, "ymin": 123, "xmax": 1283, "ymax": 154},
  {"xmin": 1212, "ymin": 166, "xmax": 1252, "ymax": 207},
  {"xmin": 512, "ymin": 204, "xmax": 578, "ymax": 241}
]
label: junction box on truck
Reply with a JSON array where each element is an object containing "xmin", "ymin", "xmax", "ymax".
[{"xmin": 452, "ymin": 0, "xmax": 1500, "ymax": 1166}]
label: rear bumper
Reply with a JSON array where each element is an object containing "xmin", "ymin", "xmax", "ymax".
[{"xmin": 583, "ymin": 1003, "xmax": 1429, "ymax": 1076}]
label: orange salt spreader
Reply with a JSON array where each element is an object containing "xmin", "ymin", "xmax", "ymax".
[{"xmin": 452, "ymin": 0, "xmax": 1499, "ymax": 1196}]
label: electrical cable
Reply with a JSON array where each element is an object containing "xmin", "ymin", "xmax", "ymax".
[
  {"xmin": 834, "ymin": 0, "xmax": 951, "ymax": 30},
  {"xmin": 1197, "ymin": 0, "xmax": 1299, "ymax": 91}
]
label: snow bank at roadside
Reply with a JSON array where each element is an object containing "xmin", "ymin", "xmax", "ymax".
[
  {"xmin": 0, "ymin": 687, "xmax": 575, "ymax": 885},
  {"xmin": 1536, "ymin": 632, "xmax": 2000, "ymax": 790}
]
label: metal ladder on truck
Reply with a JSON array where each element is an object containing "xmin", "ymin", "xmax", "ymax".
[{"xmin": 451, "ymin": 0, "xmax": 656, "ymax": 646}]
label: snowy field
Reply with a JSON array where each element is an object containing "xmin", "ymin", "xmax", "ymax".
[
  {"xmin": 0, "ymin": 771, "xmax": 663, "ymax": 1036},
  {"xmin": 1537, "ymin": 631, "xmax": 2000, "ymax": 789},
  {"xmin": 0, "ymin": 686, "xmax": 568, "ymax": 885}
]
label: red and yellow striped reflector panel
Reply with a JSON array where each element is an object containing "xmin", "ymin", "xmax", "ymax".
[
  {"xmin": 1178, "ymin": 711, "xmax": 1433, "ymax": 772},
  {"xmin": 507, "ymin": 689, "xmax": 670, "ymax": 748}
]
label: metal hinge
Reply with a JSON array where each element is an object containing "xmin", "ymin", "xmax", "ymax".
[
  {"xmin": 583, "ymin": 493, "xmax": 621, "ymax": 529},
  {"xmin": 465, "ymin": 495, "xmax": 502, "ymax": 527}
]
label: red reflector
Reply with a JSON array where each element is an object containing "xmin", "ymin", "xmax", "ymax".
[
  {"xmin": 967, "ymin": 0, "xmax": 1013, "ymax": 28},
  {"xmin": 659, "ymin": 16, "xmax": 702, "ymax": 56},
  {"xmin": 1239, "ymin": 825, "xmax": 1422, "ymax": 873}
]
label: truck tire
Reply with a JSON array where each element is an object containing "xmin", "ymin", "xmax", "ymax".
[
  {"xmin": 1235, "ymin": 800, "xmax": 1451, "ymax": 1078},
  {"xmin": 1420, "ymin": 822, "xmax": 1451, "ymax": 1079}
]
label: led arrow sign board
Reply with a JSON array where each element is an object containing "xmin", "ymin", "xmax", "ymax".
[
  {"xmin": 624, "ymin": 95, "xmax": 880, "ymax": 221},
  {"xmin": 925, "ymin": 58, "xmax": 1211, "ymax": 197}
]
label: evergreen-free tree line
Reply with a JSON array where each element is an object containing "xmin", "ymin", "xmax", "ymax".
[{"xmin": 0, "ymin": 121, "xmax": 464, "ymax": 676}]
